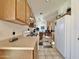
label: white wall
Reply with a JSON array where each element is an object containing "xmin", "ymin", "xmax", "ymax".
[
  {"xmin": 28, "ymin": 0, "xmax": 66, "ymax": 17},
  {"xmin": 0, "ymin": 20, "xmax": 28, "ymax": 38},
  {"xmin": 28, "ymin": 0, "xmax": 69, "ymax": 32},
  {"xmin": 36, "ymin": 15, "xmax": 47, "ymax": 32},
  {"xmin": 58, "ymin": 0, "xmax": 71, "ymax": 15}
]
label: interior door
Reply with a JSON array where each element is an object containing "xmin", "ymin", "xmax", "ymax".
[
  {"xmin": 74, "ymin": 12, "xmax": 79, "ymax": 59},
  {"xmin": 74, "ymin": 9, "xmax": 79, "ymax": 59},
  {"xmin": 71, "ymin": 0, "xmax": 79, "ymax": 59}
]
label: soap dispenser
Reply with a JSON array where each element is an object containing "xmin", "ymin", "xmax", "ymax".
[{"xmin": 9, "ymin": 32, "xmax": 18, "ymax": 42}]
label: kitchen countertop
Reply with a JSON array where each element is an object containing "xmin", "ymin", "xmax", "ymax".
[
  {"xmin": 0, "ymin": 35, "xmax": 38, "ymax": 50},
  {"xmin": 0, "ymin": 33, "xmax": 22, "ymax": 41}
]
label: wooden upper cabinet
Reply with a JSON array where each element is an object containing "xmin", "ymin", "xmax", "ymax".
[
  {"xmin": 0, "ymin": 0, "xmax": 15, "ymax": 20},
  {"xmin": 26, "ymin": 1, "xmax": 31, "ymax": 19},
  {"xmin": 26, "ymin": 1, "xmax": 36, "ymax": 26},
  {"xmin": 0, "ymin": 0, "xmax": 34, "ymax": 25},
  {"xmin": 16, "ymin": 0, "xmax": 26, "ymax": 22}
]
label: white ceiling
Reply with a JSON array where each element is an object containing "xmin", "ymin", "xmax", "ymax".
[{"xmin": 28, "ymin": 0, "xmax": 71, "ymax": 20}]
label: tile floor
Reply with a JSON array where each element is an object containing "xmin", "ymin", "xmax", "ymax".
[
  {"xmin": 38, "ymin": 35, "xmax": 64, "ymax": 59},
  {"xmin": 38, "ymin": 46, "xmax": 64, "ymax": 59}
]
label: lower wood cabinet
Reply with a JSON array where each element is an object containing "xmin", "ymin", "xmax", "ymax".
[
  {"xmin": 0, "ymin": 49, "xmax": 38, "ymax": 59},
  {"xmin": 33, "ymin": 43, "xmax": 38, "ymax": 59},
  {"xmin": 0, "ymin": 44, "xmax": 38, "ymax": 59}
]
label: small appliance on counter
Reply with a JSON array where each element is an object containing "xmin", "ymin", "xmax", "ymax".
[
  {"xmin": 22, "ymin": 28, "xmax": 39, "ymax": 37},
  {"xmin": 22, "ymin": 29, "xmax": 30, "ymax": 37}
]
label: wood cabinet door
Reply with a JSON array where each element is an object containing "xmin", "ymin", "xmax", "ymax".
[
  {"xmin": 0, "ymin": 50, "xmax": 33, "ymax": 59},
  {"xmin": 16, "ymin": 0, "xmax": 26, "ymax": 22},
  {"xmin": 0, "ymin": 0, "xmax": 15, "ymax": 20},
  {"xmin": 26, "ymin": 2, "xmax": 31, "ymax": 19},
  {"xmin": 25, "ymin": 1, "xmax": 31, "ymax": 25}
]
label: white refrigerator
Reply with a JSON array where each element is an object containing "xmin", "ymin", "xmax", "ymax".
[{"xmin": 55, "ymin": 15, "xmax": 71, "ymax": 59}]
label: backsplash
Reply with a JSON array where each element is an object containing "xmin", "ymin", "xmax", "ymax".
[{"xmin": 0, "ymin": 20, "xmax": 28, "ymax": 38}]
